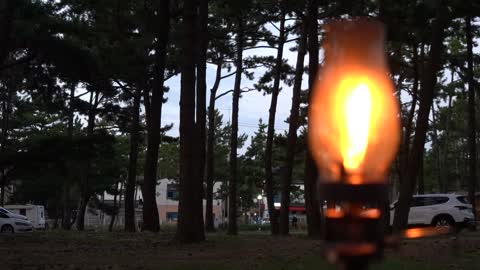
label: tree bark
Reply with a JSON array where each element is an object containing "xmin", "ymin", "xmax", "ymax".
[
  {"xmin": 62, "ymin": 86, "xmax": 75, "ymax": 230},
  {"xmin": 142, "ymin": 0, "xmax": 170, "ymax": 232},
  {"xmin": 465, "ymin": 16, "xmax": 477, "ymax": 224},
  {"xmin": 76, "ymin": 91, "xmax": 98, "ymax": 231},
  {"xmin": 195, "ymin": 0, "xmax": 208, "ymax": 235},
  {"xmin": 417, "ymin": 153, "xmax": 424, "ymax": 194},
  {"xmin": 0, "ymin": 87, "xmax": 11, "ymax": 206},
  {"xmin": 205, "ymin": 61, "xmax": 223, "ymax": 232},
  {"xmin": 0, "ymin": 0, "xmax": 13, "ymax": 67},
  {"xmin": 109, "ymin": 182, "xmax": 119, "ymax": 232},
  {"xmin": 304, "ymin": 0, "xmax": 322, "ymax": 239},
  {"xmin": 125, "ymin": 91, "xmax": 141, "ymax": 232},
  {"xmin": 393, "ymin": 6, "xmax": 447, "ymax": 231},
  {"xmin": 228, "ymin": 18, "xmax": 244, "ymax": 236},
  {"xmin": 436, "ymin": 84, "xmax": 453, "ymax": 192},
  {"xmin": 176, "ymin": 0, "xmax": 205, "ymax": 243},
  {"xmin": 279, "ymin": 20, "xmax": 307, "ymax": 235},
  {"xmin": 264, "ymin": 4, "xmax": 286, "ymax": 236},
  {"xmin": 398, "ymin": 43, "xmax": 419, "ymax": 190}
]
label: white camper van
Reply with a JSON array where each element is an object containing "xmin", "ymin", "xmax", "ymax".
[{"xmin": 4, "ymin": 205, "xmax": 46, "ymax": 230}]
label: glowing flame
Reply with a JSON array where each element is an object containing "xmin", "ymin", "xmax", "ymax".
[
  {"xmin": 307, "ymin": 19, "xmax": 401, "ymax": 183},
  {"xmin": 337, "ymin": 80, "xmax": 372, "ymax": 171}
]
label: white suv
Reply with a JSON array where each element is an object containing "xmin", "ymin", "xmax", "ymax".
[{"xmin": 390, "ymin": 194, "xmax": 475, "ymax": 228}]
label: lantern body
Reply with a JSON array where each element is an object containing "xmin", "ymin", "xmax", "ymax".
[{"xmin": 308, "ymin": 19, "xmax": 400, "ymax": 184}]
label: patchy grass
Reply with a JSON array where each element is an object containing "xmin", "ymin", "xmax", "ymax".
[{"xmin": 1, "ymin": 230, "xmax": 479, "ymax": 270}]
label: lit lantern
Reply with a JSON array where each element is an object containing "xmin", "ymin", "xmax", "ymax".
[
  {"xmin": 309, "ymin": 19, "xmax": 400, "ymax": 184},
  {"xmin": 308, "ymin": 19, "xmax": 400, "ymax": 268}
]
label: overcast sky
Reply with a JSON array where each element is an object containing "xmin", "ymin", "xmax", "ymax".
[
  {"xmin": 162, "ymin": 24, "xmax": 309, "ymax": 154},
  {"xmin": 133, "ymin": 20, "xmax": 479, "ymax": 154}
]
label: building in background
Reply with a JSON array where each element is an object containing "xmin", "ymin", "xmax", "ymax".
[
  {"xmin": 154, "ymin": 179, "xmax": 224, "ymax": 227},
  {"xmin": 84, "ymin": 178, "xmax": 225, "ymax": 229}
]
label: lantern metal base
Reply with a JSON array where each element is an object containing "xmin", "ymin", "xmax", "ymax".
[{"xmin": 318, "ymin": 182, "xmax": 389, "ymax": 269}]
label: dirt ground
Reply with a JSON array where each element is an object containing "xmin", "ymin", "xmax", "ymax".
[{"xmin": 1, "ymin": 230, "xmax": 479, "ymax": 270}]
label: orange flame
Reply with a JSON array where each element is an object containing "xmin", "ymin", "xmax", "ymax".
[
  {"xmin": 307, "ymin": 19, "xmax": 400, "ymax": 183},
  {"xmin": 338, "ymin": 80, "xmax": 372, "ymax": 171}
]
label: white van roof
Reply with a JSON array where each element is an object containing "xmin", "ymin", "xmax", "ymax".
[{"xmin": 4, "ymin": 204, "xmax": 41, "ymax": 209}]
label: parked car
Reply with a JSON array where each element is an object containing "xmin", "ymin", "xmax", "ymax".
[
  {"xmin": 0, "ymin": 211, "xmax": 33, "ymax": 233},
  {"xmin": 390, "ymin": 194, "xmax": 475, "ymax": 229},
  {"xmin": 4, "ymin": 205, "xmax": 46, "ymax": 230},
  {"xmin": 0, "ymin": 207, "xmax": 28, "ymax": 220}
]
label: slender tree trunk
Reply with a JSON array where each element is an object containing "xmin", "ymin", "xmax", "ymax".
[
  {"xmin": 418, "ymin": 154, "xmax": 424, "ymax": 194},
  {"xmin": 61, "ymin": 184, "xmax": 72, "ymax": 229},
  {"xmin": 399, "ymin": 44, "xmax": 419, "ymax": 190},
  {"xmin": 176, "ymin": 0, "xmax": 204, "ymax": 243},
  {"xmin": 430, "ymin": 103, "xmax": 441, "ymax": 191},
  {"xmin": 109, "ymin": 182, "xmax": 119, "ymax": 232},
  {"xmin": 76, "ymin": 91, "xmax": 98, "ymax": 231},
  {"xmin": 304, "ymin": 0, "xmax": 322, "ymax": 239},
  {"xmin": 393, "ymin": 7, "xmax": 447, "ymax": 231},
  {"xmin": 125, "ymin": 91, "xmax": 140, "ymax": 232},
  {"xmin": 0, "ymin": 92, "xmax": 9, "ymax": 207},
  {"xmin": 142, "ymin": 0, "xmax": 170, "ymax": 232},
  {"xmin": 279, "ymin": 20, "xmax": 307, "ymax": 235},
  {"xmin": 194, "ymin": 0, "xmax": 208, "ymax": 235},
  {"xmin": 0, "ymin": 0, "xmax": 13, "ymax": 67},
  {"xmin": 0, "ymin": 170, "xmax": 5, "ymax": 206},
  {"xmin": 0, "ymin": 86, "xmax": 12, "ymax": 206},
  {"xmin": 466, "ymin": 16, "xmax": 477, "ymax": 224},
  {"xmin": 264, "ymin": 5, "xmax": 286, "ymax": 236},
  {"xmin": 62, "ymin": 86, "xmax": 75, "ymax": 230},
  {"xmin": 227, "ymin": 19, "xmax": 244, "ymax": 236},
  {"xmin": 205, "ymin": 61, "xmax": 223, "ymax": 232}
]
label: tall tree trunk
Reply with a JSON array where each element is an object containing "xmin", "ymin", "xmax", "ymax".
[
  {"xmin": 0, "ymin": 88, "xmax": 11, "ymax": 206},
  {"xmin": 195, "ymin": 0, "xmax": 208, "ymax": 235},
  {"xmin": 125, "ymin": 91, "xmax": 141, "ymax": 232},
  {"xmin": 227, "ymin": 18, "xmax": 244, "ymax": 236},
  {"xmin": 0, "ymin": 0, "xmax": 13, "ymax": 67},
  {"xmin": 0, "ymin": 170, "xmax": 5, "ymax": 206},
  {"xmin": 435, "ymin": 88, "xmax": 453, "ymax": 192},
  {"xmin": 142, "ymin": 0, "xmax": 170, "ymax": 232},
  {"xmin": 418, "ymin": 154, "xmax": 424, "ymax": 194},
  {"xmin": 62, "ymin": 86, "xmax": 75, "ymax": 230},
  {"xmin": 399, "ymin": 43, "xmax": 419, "ymax": 190},
  {"xmin": 176, "ymin": 0, "xmax": 204, "ymax": 243},
  {"xmin": 109, "ymin": 182, "xmax": 119, "ymax": 232},
  {"xmin": 279, "ymin": 20, "xmax": 307, "ymax": 235},
  {"xmin": 205, "ymin": 61, "xmax": 223, "ymax": 232},
  {"xmin": 393, "ymin": 6, "xmax": 447, "ymax": 231},
  {"xmin": 76, "ymin": 91, "xmax": 98, "ymax": 231},
  {"xmin": 304, "ymin": 0, "xmax": 322, "ymax": 239},
  {"xmin": 264, "ymin": 4, "xmax": 286, "ymax": 236},
  {"xmin": 465, "ymin": 16, "xmax": 477, "ymax": 224}
]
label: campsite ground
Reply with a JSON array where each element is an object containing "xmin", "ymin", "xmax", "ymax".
[{"xmin": 1, "ymin": 229, "xmax": 480, "ymax": 270}]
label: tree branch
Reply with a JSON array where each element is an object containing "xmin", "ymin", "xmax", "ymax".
[
  {"xmin": 113, "ymin": 79, "xmax": 135, "ymax": 97},
  {"xmin": 75, "ymin": 91, "xmax": 90, "ymax": 99},
  {"xmin": 268, "ymin": 21, "xmax": 280, "ymax": 32},
  {"xmin": 243, "ymin": 45, "xmax": 277, "ymax": 51},
  {"xmin": 215, "ymin": 87, "xmax": 256, "ymax": 101}
]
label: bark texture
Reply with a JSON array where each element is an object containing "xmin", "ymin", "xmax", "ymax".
[
  {"xmin": 279, "ymin": 20, "xmax": 307, "ymax": 235},
  {"xmin": 228, "ymin": 19, "xmax": 244, "ymax": 236},
  {"xmin": 304, "ymin": 0, "xmax": 322, "ymax": 239},
  {"xmin": 393, "ymin": 6, "xmax": 447, "ymax": 231},
  {"xmin": 141, "ymin": 0, "xmax": 170, "ymax": 232},
  {"xmin": 264, "ymin": 4, "xmax": 286, "ymax": 235}
]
